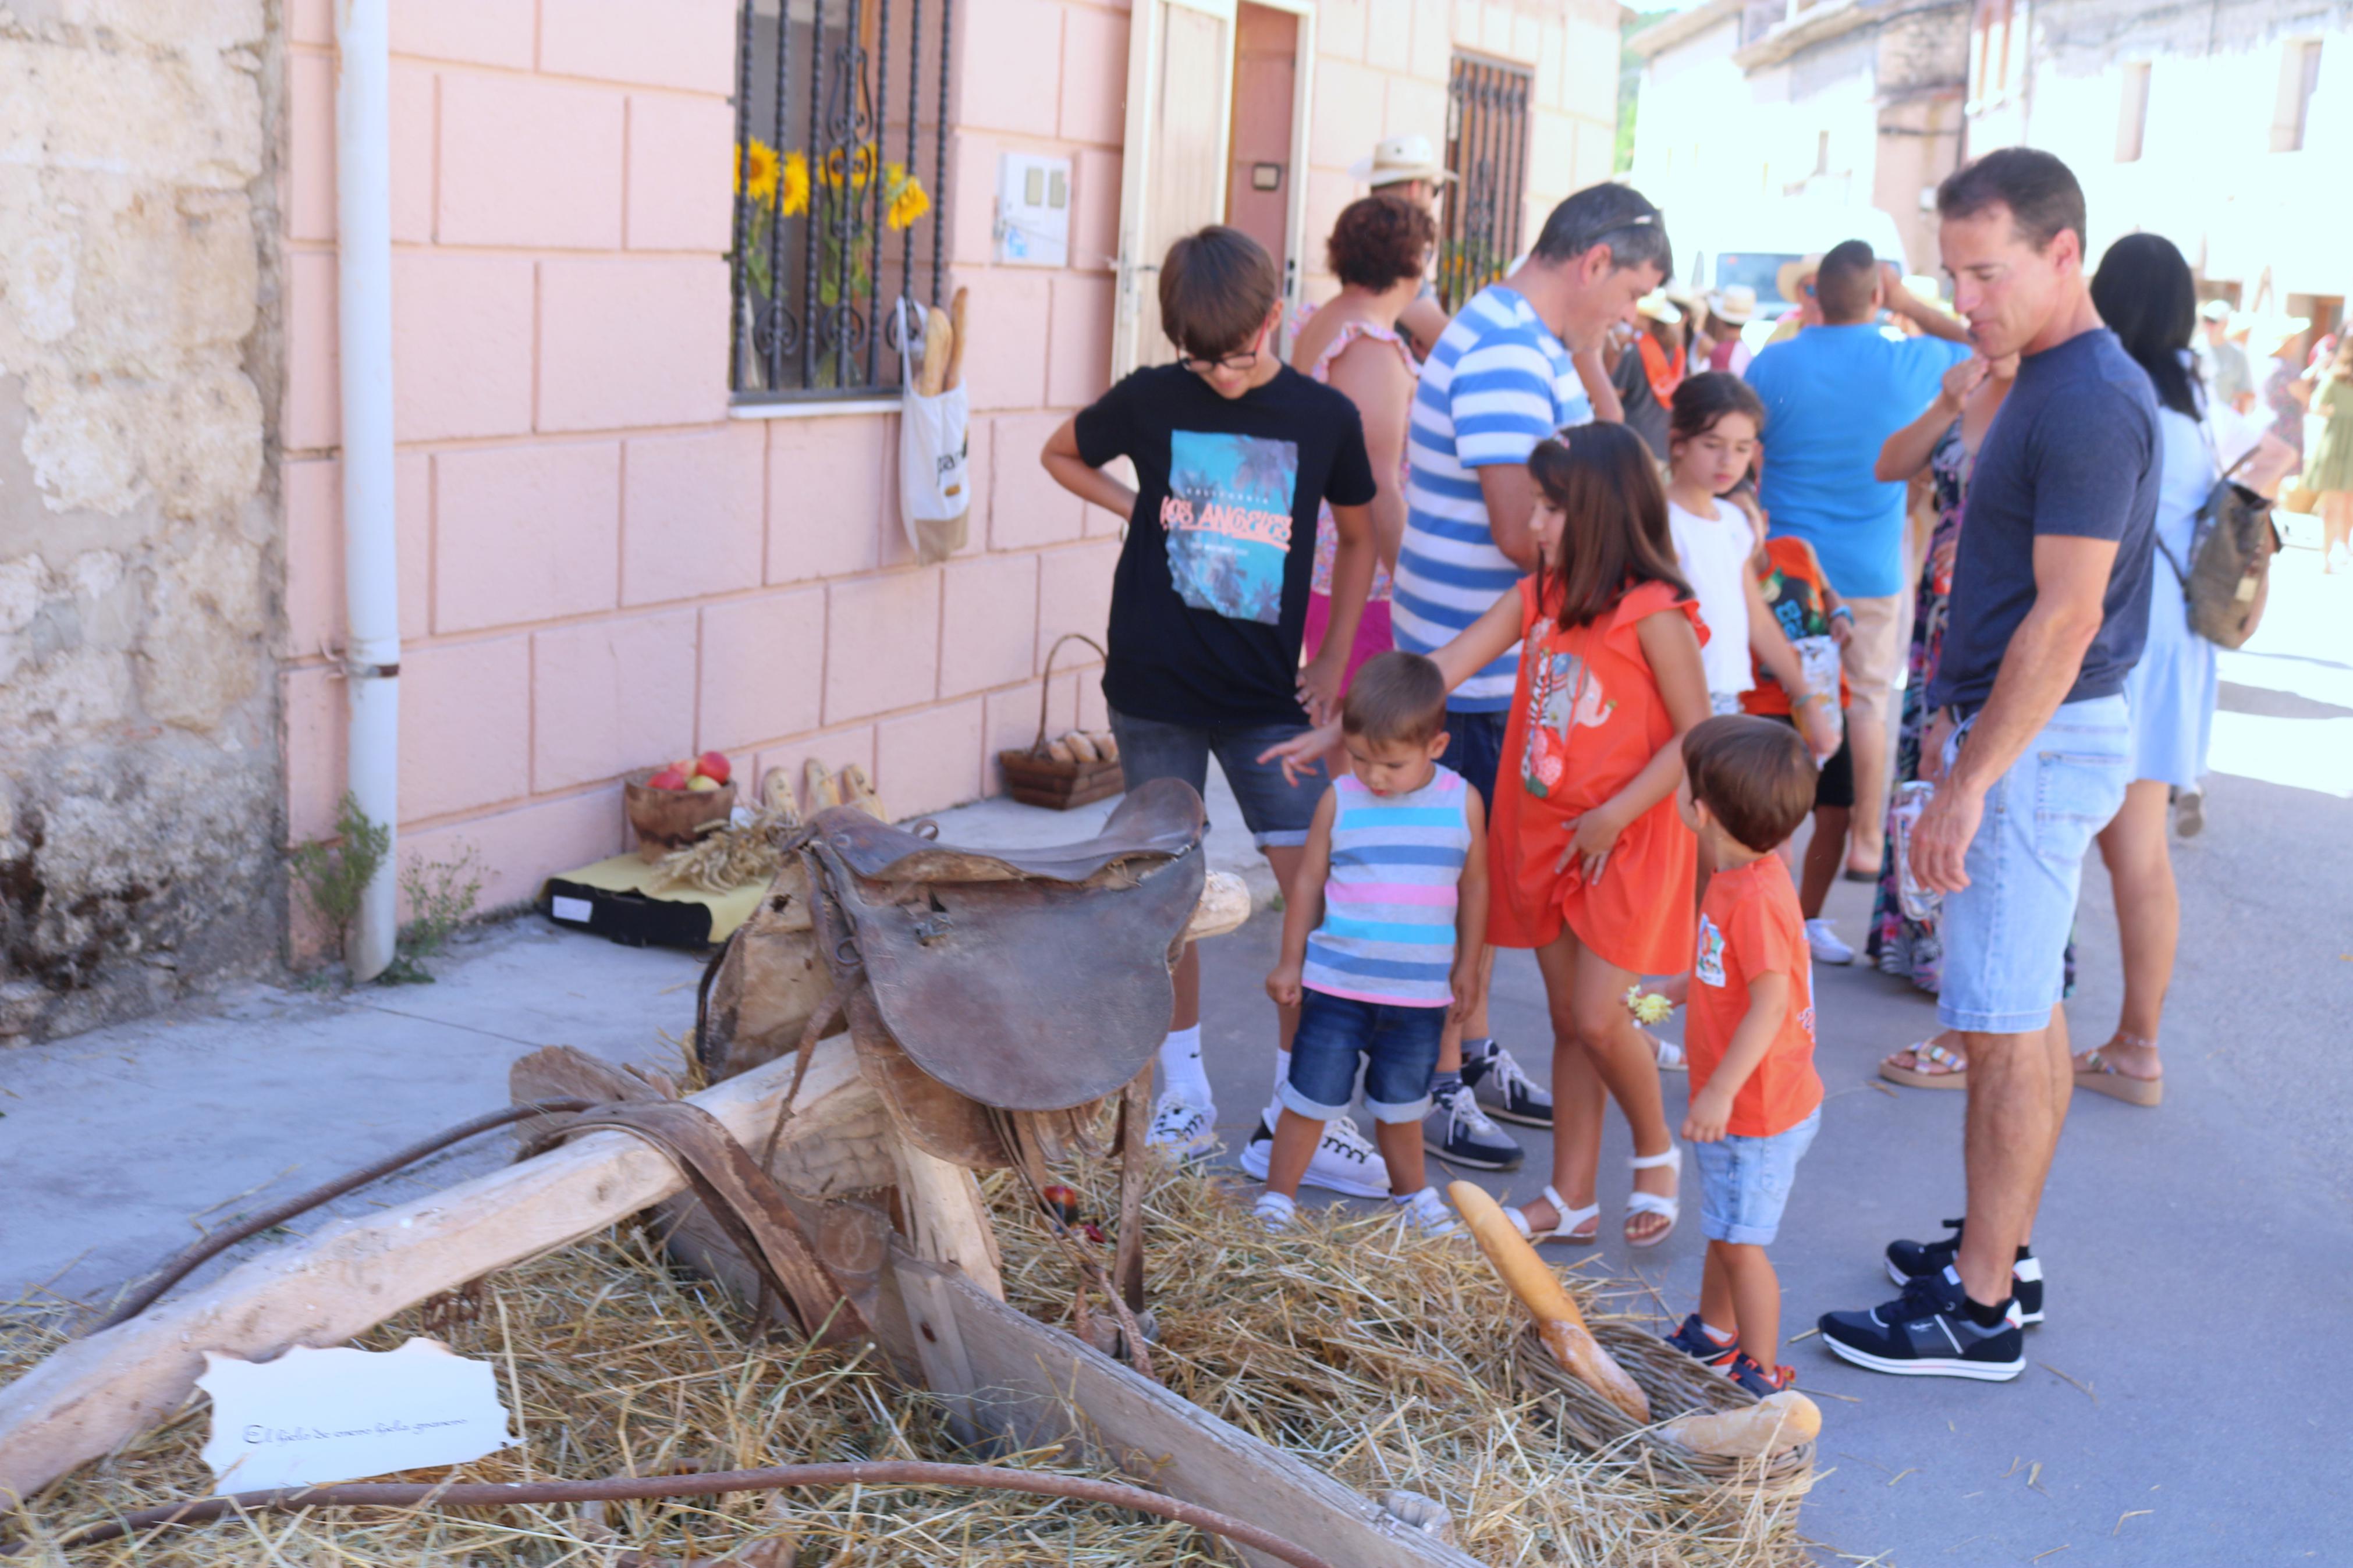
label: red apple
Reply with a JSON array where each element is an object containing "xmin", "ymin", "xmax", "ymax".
[
  {"xmin": 648, "ymin": 766, "xmax": 689, "ymax": 791},
  {"xmin": 695, "ymin": 751, "xmax": 733, "ymax": 786}
]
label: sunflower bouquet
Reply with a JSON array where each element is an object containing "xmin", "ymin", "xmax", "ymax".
[{"xmin": 734, "ymin": 136, "xmax": 929, "ymax": 383}]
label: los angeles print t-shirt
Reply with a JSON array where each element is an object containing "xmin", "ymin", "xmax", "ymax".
[{"xmin": 1074, "ymin": 363, "xmax": 1377, "ymax": 726}]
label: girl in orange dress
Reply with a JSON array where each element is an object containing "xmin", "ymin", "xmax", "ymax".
[{"xmin": 1266, "ymin": 422, "xmax": 1709, "ymax": 1247}]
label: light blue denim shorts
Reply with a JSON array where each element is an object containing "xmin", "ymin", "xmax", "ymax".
[
  {"xmin": 1938, "ymin": 696, "xmax": 2131, "ymax": 1035},
  {"xmin": 1693, "ymin": 1106, "xmax": 1820, "ymax": 1246}
]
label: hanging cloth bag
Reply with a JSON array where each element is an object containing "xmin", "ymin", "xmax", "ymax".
[{"xmin": 896, "ymin": 297, "xmax": 970, "ymax": 564}]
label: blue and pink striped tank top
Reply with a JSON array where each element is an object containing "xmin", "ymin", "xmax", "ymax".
[{"xmin": 1301, "ymin": 766, "xmax": 1474, "ymax": 1008}]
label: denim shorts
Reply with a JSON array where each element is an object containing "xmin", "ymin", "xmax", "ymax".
[
  {"xmin": 1108, "ymin": 708, "xmax": 1325, "ymax": 849},
  {"xmin": 1692, "ymin": 1105, "xmax": 1819, "ymax": 1246},
  {"xmin": 1442, "ymin": 709, "xmax": 1505, "ymax": 812},
  {"xmin": 1938, "ymin": 696, "xmax": 2131, "ymax": 1034},
  {"xmin": 1281, "ymin": 990, "xmax": 1445, "ymax": 1124}
]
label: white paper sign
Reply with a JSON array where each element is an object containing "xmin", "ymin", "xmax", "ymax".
[{"xmin": 198, "ymin": 1337, "xmax": 516, "ymax": 1491}]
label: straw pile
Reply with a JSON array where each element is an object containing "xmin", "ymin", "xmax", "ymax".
[
  {"xmin": 4, "ymin": 1155, "xmax": 1825, "ymax": 1566},
  {"xmin": 988, "ymin": 1157, "xmax": 1819, "ymax": 1567}
]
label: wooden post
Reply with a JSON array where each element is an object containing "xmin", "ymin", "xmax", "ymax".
[{"xmin": 889, "ymin": 1135, "xmax": 1006, "ymax": 1300}]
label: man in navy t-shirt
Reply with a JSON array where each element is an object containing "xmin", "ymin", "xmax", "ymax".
[
  {"xmin": 1816, "ymin": 150, "xmax": 2157, "ymax": 1385},
  {"xmin": 1745, "ymin": 241, "xmax": 1971, "ymax": 881}
]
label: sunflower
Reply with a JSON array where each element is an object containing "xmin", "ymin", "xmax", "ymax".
[
  {"xmin": 735, "ymin": 138, "xmax": 780, "ymax": 202},
  {"xmin": 884, "ymin": 163, "xmax": 930, "ymax": 230},
  {"xmin": 821, "ymin": 143, "xmax": 879, "ymax": 190},
  {"xmin": 778, "ymin": 150, "xmax": 810, "ymax": 216}
]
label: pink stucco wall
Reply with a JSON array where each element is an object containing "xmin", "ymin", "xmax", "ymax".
[{"xmin": 279, "ymin": 0, "xmax": 1616, "ymax": 921}]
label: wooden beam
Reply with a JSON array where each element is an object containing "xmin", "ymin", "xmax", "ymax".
[
  {"xmin": 885, "ymin": 1253, "xmax": 1489, "ymax": 1568},
  {"xmin": 0, "ymin": 1041, "xmax": 869, "ymax": 1506}
]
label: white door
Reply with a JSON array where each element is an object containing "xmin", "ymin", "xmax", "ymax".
[{"xmin": 1112, "ymin": 0, "xmax": 1238, "ymax": 378}]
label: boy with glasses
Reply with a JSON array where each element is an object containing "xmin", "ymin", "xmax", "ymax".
[{"xmin": 1040, "ymin": 226, "xmax": 1386, "ymax": 1195}]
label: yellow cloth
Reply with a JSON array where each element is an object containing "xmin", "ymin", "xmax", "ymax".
[{"xmin": 548, "ymin": 854, "xmax": 766, "ymax": 941}]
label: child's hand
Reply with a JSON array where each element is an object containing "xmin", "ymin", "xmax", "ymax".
[
  {"xmin": 1828, "ymin": 615, "xmax": 1852, "ymax": 649},
  {"xmin": 1655, "ymin": 971, "xmax": 1691, "ymax": 1007},
  {"xmin": 1257, "ymin": 723, "xmax": 1343, "ymax": 788},
  {"xmin": 1681, "ymin": 1084, "xmax": 1734, "ymax": 1144},
  {"xmin": 1556, "ymin": 805, "xmax": 1626, "ymax": 883},
  {"xmin": 1449, "ymin": 957, "xmax": 1480, "ymax": 1022},
  {"xmin": 1796, "ymin": 698, "xmax": 1842, "ymax": 763},
  {"xmin": 1296, "ymin": 652, "xmax": 1346, "ymax": 729},
  {"xmin": 1266, "ymin": 962, "xmax": 1303, "ymax": 1008}
]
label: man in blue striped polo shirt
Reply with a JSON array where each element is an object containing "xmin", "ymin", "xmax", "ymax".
[{"xmin": 1391, "ymin": 182, "xmax": 1671, "ymax": 1168}]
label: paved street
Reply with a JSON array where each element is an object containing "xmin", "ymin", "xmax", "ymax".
[{"xmin": 3, "ymin": 552, "xmax": 2345, "ymax": 1563}]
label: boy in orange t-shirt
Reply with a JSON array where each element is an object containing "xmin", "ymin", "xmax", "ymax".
[{"xmin": 1663, "ymin": 715, "xmax": 1825, "ymax": 1395}]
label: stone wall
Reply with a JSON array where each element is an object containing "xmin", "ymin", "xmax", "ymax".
[{"xmin": 0, "ymin": 1, "xmax": 284, "ymax": 1042}]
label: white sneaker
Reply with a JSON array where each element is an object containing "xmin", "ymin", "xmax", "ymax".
[
  {"xmin": 1807, "ymin": 918, "xmax": 1855, "ymax": 965},
  {"xmin": 1237, "ymin": 1114, "xmax": 1391, "ymax": 1197},
  {"xmin": 1147, "ymin": 1092, "xmax": 1219, "ymax": 1158},
  {"xmin": 1394, "ymin": 1186, "xmax": 1460, "ymax": 1238}
]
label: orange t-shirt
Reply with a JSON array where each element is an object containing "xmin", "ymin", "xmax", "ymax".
[
  {"xmin": 1685, "ymin": 854, "xmax": 1823, "ymax": 1138},
  {"xmin": 1488, "ymin": 577, "xmax": 1702, "ymax": 976},
  {"xmin": 1741, "ymin": 536, "xmax": 1849, "ymax": 717}
]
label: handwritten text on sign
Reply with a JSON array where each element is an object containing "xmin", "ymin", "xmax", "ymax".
[{"xmin": 198, "ymin": 1338, "xmax": 516, "ymax": 1491}]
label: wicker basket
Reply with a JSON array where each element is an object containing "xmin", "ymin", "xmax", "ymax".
[
  {"xmin": 623, "ymin": 770, "xmax": 737, "ymax": 862},
  {"xmin": 1513, "ymin": 1322, "xmax": 1816, "ymax": 1505},
  {"xmin": 998, "ymin": 633, "xmax": 1125, "ymax": 810}
]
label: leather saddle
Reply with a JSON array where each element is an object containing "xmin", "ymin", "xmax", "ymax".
[{"xmin": 796, "ymin": 778, "xmax": 1206, "ymax": 1114}]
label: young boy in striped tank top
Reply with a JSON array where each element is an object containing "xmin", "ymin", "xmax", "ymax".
[{"xmin": 1261, "ymin": 652, "xmax": 1488, "ymax": 1236}]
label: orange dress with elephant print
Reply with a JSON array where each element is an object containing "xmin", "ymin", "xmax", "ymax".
[{"xmin": 1487, "ymin": 575, "xmax": 1703, "ymax": 975}]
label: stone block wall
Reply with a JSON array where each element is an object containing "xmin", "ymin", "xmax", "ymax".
[{"xmin": 0, "ymin": 2, "xmax": 283, "ymax": 1042}]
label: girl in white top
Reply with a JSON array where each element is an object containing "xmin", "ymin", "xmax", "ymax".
[{"xmin": 1663, "ymin": 374, "xmax": 1840, "ymax": 759}]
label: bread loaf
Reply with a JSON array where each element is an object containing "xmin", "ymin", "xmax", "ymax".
[
  {"xmin": 1450, "ymin": 1182, "xmax": 1649, "ymax": 1422},
  {"xmin": 1660, "ymin": 1389, "xmax": 1821, "ymax": 1457},
  {"xmin": 917, "ymin": 307, "xmax": 954, "ymax": 396},
  {"xmin": 1088, "ymin": 730, "xmax": 1118, "ymax": 760},
  {"xmin": 1046, "ymin": 738, "xmax": 1077, "ymax": 764},
  {"xmin": 1063, "ymin": 731, "xmax": 1099, "ymax": 763},
  {"xmin": 945, "ymin": 286, "xmax": 969, "ymax": 391}
]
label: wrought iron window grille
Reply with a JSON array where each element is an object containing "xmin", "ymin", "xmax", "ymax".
[
  {"xmin": 730, "ymin": 0, "xmax": 953, "ymax": 400},
  {"xmin": 1438, "ymin": 56, "xmax": 1533, "ymax": 315}
]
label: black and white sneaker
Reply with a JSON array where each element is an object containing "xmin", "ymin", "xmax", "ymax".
[
  {"xmin": 1818, "ymin": 1266, "xmax": 2026, "ymax": 1381},
  {"xmin": 1662, "ymin": 1312, "xmax": 1736, "ymax": 1370},
  {"xmin": 1461, "ymin": 1041, "xmax": 1554, "ymax": 1128},
  {"xmin": 1422, "ymin": 1081, "xmax": 1524, "ymax": 1171},
  {"xmin": 1884, "ymin": 1218, "xmax": 2044, "ymax": 1325},
  {"xmin": 1237, "ymin": 1115, "xmax": 1391, "ymax": 1197}
]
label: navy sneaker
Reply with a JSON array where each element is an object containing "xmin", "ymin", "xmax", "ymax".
[
  {"xmin": 1662, "ymin": 1312, "xmax": 1736, "ymax": 1369},
  {"xmin": 1885, "ymin": 1218, "xmax": 2044, "ymax": 1325},
  {"xmin": 1461, "ymin": 1041, "xmax": 1554, "ymax": 1128},
  {"xmin": 1421, "ymin": 1081, "xmax": 1524, "ymax": 1171},
  {"xmin": 1723, "ymin": 1349, "xmax": 1795, "ymax": 1398},
  {"xmin": 1818, "ymin": 1265, "xmax": 2026, "ymax": 1381}
]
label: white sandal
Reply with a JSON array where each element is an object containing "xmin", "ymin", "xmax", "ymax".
[
  {"xmin": 1503, "ymin": 1184, "xmax": 1601, "ymax": 1245},
  {"xmin": 1626, "ymin": 1144, "xmax": 1680, "ymax": 1249},
  {"xmin": 1645, "ymin": 1029, "xmax": 1685, "ymax": 1072}
]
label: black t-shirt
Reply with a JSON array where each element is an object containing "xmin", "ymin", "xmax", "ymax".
[
  {"xmin": 1610, "ymin": 348, "xmax": 1671, "ymax": 460},
  {"xmin": 1074, "ymin": 363, "xmax": 1378, "ymax": 726},
  {"xmin": 1929, "ymin": 328, "xmax": 2159, "ymax": 713}
]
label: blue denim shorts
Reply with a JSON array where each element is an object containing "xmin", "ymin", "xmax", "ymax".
[
  {"xmin": 1938, "ymin": 696, "xmax": 2131, "ymax": 1035},
  {"xmin": 1108, "ymin": 707, "xmax": 1325, "ymax": 849},
  {"xmin": 1281, "ymin": 990, "xmax": 1445, "ymax": 1124},
  {"xmin": 1442, "ymin": 709, "xmax": 1506, "ymax": 815},
  {"xmin": 1692, "ymin": 1105, "xmax": 1819, "ymax": 1246}
]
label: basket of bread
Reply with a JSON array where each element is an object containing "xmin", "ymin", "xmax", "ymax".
[{"xmin": 998, "ymin": 633, "xmax": 1125, "ymax": 810}]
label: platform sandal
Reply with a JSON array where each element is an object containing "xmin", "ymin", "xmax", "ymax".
[
  {"xmin": 1503, "ymin": 1185, "xmax": 1601, "ymax": 1246},
  {"xmin": 2074, "ymin": 1038, "xmax": 2163, "ymax": 1107},
  {"xmin": 1626, "ymin": 1144, "xmax": 1680, "ymax": 1249},
  {"xmin": 1880, "ymin": 1037, "xmax": 1968, "ymax": 1090}
]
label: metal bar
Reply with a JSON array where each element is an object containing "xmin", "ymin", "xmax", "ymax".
[
  {"xmin": 728, "ymin": 0, "xmax": 757, "ymax": 389},
  {"xmin": 870, "ymin": 0, "xmax": 890, "ymax": 385},
  {"xmin": 932, "ymin": 0, "xmax": 951, "ymax": 305},
  {"xmin": 803, "ymin": 0, "xmax": 826, "ymax": 387},
  {"xmin": 768, "ymin": 0, "xmax": 795, "ymax": 387},
  {"xmin": 902, "ymin": 0, "xmax": 922, "ymax": 376},
  {"xmin": 1503, "ymin": 72, "xmax": 1526, "ymax": 264}
]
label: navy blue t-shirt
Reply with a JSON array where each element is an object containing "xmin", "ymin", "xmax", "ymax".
[{"xmin": 1929, "ymin": 329, "xmax": 2159, "ymax": 713}]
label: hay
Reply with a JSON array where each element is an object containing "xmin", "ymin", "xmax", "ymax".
[{"xmin": 4, "ymin": 1153, "xmax": 1825, "ymax": 1566}]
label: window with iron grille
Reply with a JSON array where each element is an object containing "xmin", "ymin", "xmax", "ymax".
[
  {"xmin": 1438, "ymin": 56, "xmax": 1532, "ymax": 314},
  {"xmin": 730, "ymin": 0, "xmax": 953, "ymax": 400}
]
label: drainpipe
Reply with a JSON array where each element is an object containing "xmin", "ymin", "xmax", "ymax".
[{"xmin": 335, "ymin": 0, "xmax": 398, "ymax": 980}]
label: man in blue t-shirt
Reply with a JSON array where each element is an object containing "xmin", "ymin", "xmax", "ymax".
[
  {"xmin": 1745, "ymin": 242, "xmax": 1971, "ymax": 880},
  {"xmin": 1815, "ymin": 149, "xmax": 2157, "ymax": 1387}
]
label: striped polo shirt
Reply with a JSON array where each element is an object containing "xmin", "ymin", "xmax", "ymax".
[
  {"xmin": 1392, "ymin": 283, "xmax": 1591, "ymax": 713},
  {"xmin": 1301, "ymin": 767, "xmax": 1474, "ymax": 1008}
]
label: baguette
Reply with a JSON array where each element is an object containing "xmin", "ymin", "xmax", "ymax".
[
  {"xmin": 1063, "ymin": 730, "xmax": 1100, "ymax": 763},
  {"xmin": 917, "ymin": 307, "xmax": 954, "ymax": 396},
  {"xmin": 944, "ymin": 286, "xmax": 969, "ymax": 390},
  {"xmin": 1660, "ymin": 1389, "xmax": 1821, "ymax": 1458},
  {"xmin": 1046, "ymin": 738, "xmax": 1077, "ymax": 764},
  {"xmin": 1450, "ymin": 1182, "xmax": 1649, "ymax": 1422}
]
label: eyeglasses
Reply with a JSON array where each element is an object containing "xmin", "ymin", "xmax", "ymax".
[
  {"xmin": 1177, "ymin": 348, "xmax": 1261, "ymax": 375},
  {"xmin": 1573, "ymin": 209, "xmax": 1664, "ymax": 257}
]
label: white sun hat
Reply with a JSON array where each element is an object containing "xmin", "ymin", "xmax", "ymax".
[{"xmin": 1350, "ymin": 134, "xmax": 1456, "ymax": 187}]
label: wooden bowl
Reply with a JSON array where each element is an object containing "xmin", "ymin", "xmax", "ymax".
[{"xmin": 624, "ymin": 771, "xmax": 736, "ymax": 862}]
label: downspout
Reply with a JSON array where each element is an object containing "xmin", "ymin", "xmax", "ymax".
[{"xmin": 335, "ymin": 0, "xmax": 398, "ymax": 980}]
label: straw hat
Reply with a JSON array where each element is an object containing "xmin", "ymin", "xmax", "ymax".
[
  {"xmin": 1709, "ymin": 284, "xmax": 1758, "ymax": 325},
  {"xmin": 1635, "ymin": 290, "xmax": 1683, "ymax": 326},
  {"xmin": 2198, "ymin": 297, "xmax": 2234, "ymax": 323},
  {"xmin": 2253, "ymin": 317, "xmax": 2310, "ymax": 357},
  {"xmin": 1774, "ymin": 253, "xmax": 1825, "ymax": 307},
  {"xmin": 1350, "ymin": 134, "xmax": 1456, "ymax": 187}
]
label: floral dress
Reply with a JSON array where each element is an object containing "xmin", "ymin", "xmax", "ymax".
[{"xmin": 1868, "ymin": 423, "xmax": 2075, "ymax": 996}]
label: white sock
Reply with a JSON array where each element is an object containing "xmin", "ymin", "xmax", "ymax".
[
  {"xmin": 1262, "ymin": 1048, "xmax": 1291, "ymax": 1130},
  {"xmin": 1158, "ymin": 1025, "xmax": 1210, "ymax": 1107},
  {"xmin": 1702, "ymin": 1321, "xmax": 1736, "ymax": 1346}
]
